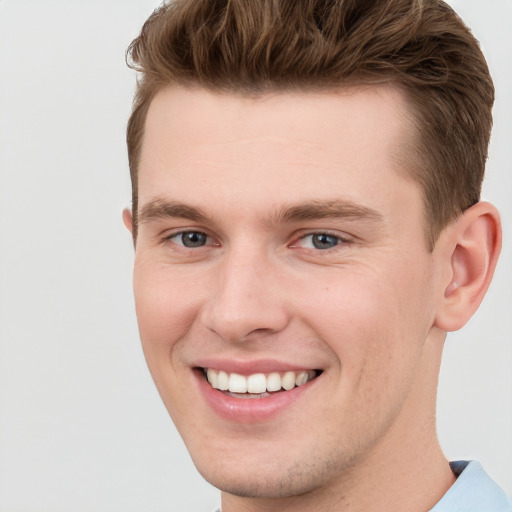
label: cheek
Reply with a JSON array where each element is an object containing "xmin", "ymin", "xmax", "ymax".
[
  {"xmin": 296, "ymin": 273, "xmax": 429, "ymax": 437},
  {"xmin": 132, "ymin": 262, "xmax": 207, "ymax": 420},
  {"xmin": 293, "ymin": 262, "xmax": 433, "ymax": 378},
  {"xmin": 133, "ymin": 260, "xmax": 206, "ymax": 355}
]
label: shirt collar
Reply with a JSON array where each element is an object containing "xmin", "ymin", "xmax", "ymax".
[{"xmin": 429, "ymin": 460, "xmax": 512, "ymax": 512}]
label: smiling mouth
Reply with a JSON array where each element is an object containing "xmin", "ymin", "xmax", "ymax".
[{"xmin": 201, "ymin": 368, "xmax": 321, "ymax": 398}]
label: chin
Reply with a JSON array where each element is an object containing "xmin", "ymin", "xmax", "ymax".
[
  {"xmin": 189, "ymin": 443, "xmax": 349, "ymax": 500},
  {"xmin": 199, "ymin": 467, "xmax": 317, "ymax": 499}
]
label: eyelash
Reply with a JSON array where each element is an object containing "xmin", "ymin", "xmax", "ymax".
[
  {"xmin": 163, "ymin": 230, "xmax": 217, "ymax": 248},
  {"xmin": 162, "ymin": 229, "xmax": 352, "ymax": 252},
  {"xmin": 291, "ymin": 231, "xmax": 352, "ymax": 251}
]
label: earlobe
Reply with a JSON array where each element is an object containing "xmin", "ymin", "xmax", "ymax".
[
  {"xmin": 122, "ymin": 208, "xmax": 134, "ymax": 234},
  {"xmin": 434, "ymin": 202, "xmax": 501, "ymax": 332}
]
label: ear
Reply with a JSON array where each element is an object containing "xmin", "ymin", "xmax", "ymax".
[
  {"xmin": 434, "ymin": 202, "xmax": 502, "ymax": 332},
  {"xmin": 122, "ymin": 208, "xmax": 133, "ymax": 234}
]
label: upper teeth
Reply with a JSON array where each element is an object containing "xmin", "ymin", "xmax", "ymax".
[{"xmin": 205, "ymin": 369, "xmax": 316, "ymax": 394}]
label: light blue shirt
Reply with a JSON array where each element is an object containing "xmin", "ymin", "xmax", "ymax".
[
  {"xmin": 212, "ymin": 460, "xmax": 512, "ymax": 512},
  {"xmin": 430, "ymin": 460, "xmax": 512, "ymax": 511}
]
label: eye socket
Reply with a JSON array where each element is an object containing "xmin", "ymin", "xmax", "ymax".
[{"xmin": 169, "ymin": 231, "xmax": 210, "ymax": 248}]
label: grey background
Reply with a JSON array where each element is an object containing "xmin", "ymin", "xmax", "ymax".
[{"xmin": 0, "ymin": 1, "xmax": 510, "ymax": 511}]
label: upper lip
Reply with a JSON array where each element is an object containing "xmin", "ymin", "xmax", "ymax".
[{"xmin": 193, "ymin": 358, "xmax": 320, "ymax": 375}]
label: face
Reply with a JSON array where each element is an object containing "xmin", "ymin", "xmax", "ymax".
[{"xmin": 131, "ymin": 86, "xmax": 447, "ymax": 500}]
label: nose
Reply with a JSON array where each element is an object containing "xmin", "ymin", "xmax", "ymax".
[{"xmin": 199, "ymin": 247, "xmax": 290, "ymax": 343}]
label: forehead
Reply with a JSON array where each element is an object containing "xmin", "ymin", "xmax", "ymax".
[
  {"xmin": 142, "ymin": 85, "xmax": 411, "ymax": 155},
  {"xmin": 138, "ymin": 85, "xmax": 417, "ymax": 218}
]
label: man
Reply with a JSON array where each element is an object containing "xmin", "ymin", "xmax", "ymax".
[{"xmin": 122, "ymin": 1, "xmax": 511, "ymax": 511}]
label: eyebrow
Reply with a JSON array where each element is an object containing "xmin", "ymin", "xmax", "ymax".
[
  {"xmin": 138, "ymin": 198, "xmax": 383, "ymax": 226},
  {"xmin": 274, "ymin": 200, "xmax": 383, "ymax": 224},
  {"xmin": 138, "ymin": 199, "xmax": 211, "ymax": 224}
]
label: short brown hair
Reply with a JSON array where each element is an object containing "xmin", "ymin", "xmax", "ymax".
[{"xmin": 126, "ymin": 0, "xmax": 494, "ymax": 249}]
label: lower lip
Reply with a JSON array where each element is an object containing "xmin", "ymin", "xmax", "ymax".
[{"xmin": 195, "ymin": 369, "xmax": 318, "ymax": 424}]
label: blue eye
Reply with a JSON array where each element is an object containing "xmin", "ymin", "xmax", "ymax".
[
  {"xmin": 171, "ymin": 231, "xmax": 209, "ymax": 248},
  {"xmin": 298, "ymin": 233, "xmax": 344, "ymax": 250},
  {"xmin": 310, "ymin": 233, "xmax": 340, "ymax": 249}
]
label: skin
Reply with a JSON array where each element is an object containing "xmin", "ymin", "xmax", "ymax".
[{"xmin": 124, "ymin": 86, "xmax": 501, "ymax": 512}]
